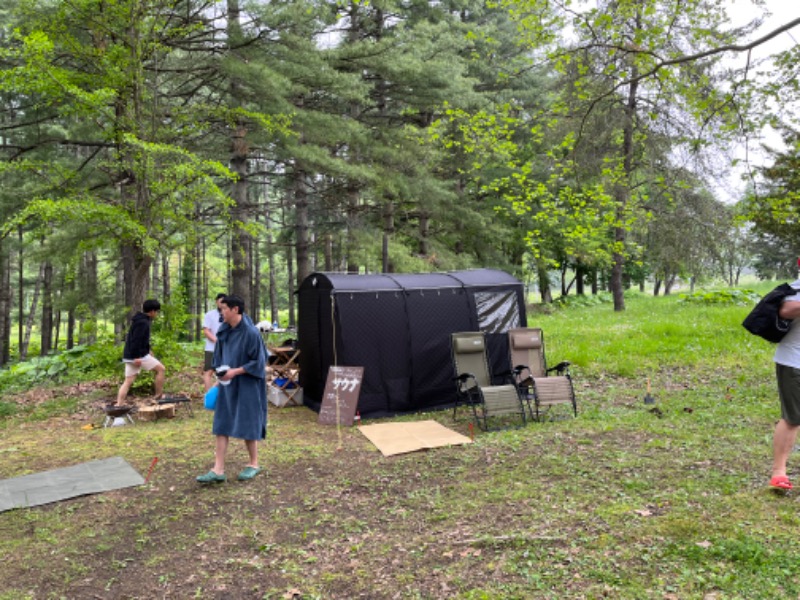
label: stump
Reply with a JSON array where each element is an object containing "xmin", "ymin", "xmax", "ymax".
[{"xmin": 138, "ymin": 404, "xmax": 176, "ymax": 421}]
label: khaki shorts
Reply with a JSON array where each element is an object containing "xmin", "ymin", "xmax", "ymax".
[
  {"xmin": 776, "ymin": 363, "xmax": 800, "ymax": 426},
  {"xmin": 124, "ymin": 354, "xmax": 163, "ymax": 377}
]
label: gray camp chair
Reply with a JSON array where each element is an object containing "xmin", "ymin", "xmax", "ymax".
[
  {"xmin": 451, "ymin": 332, "xmax": 527, "ymax": 431},
  {"xmin": 508, "ymin": 327, "xmax": 577, "ymax": 421}
]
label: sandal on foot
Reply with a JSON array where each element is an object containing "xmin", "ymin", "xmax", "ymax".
[
  {"xmin": 770, "ymin": 475, "xmax": 792, "ymax": 490},
  {"xmin": 237, "ymin": 466, "xmax": 262, "ymax": 481},
  {"xmin": 196, "ymin": 470, "xmax": 226, "ymax": 484}
]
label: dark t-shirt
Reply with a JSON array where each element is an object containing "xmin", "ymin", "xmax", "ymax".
[{"xmin": 123, "ymin": 313, "xmax": 151, "ymax": 360}]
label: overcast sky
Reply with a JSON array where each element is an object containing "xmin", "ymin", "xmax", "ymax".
[
  {"xmin": 717, "ymin": 1, "xmax": 800, "ymax": 201},
  {"xmin": 728, "ymin": 0, "xmax": 800, "ymax": 60}
]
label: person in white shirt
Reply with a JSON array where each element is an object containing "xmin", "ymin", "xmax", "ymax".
[
  {"xmin": 771, "ymin": 265, "xmax": 800, "ymax": 491},
  {"xmin": 202, "ymin": 293, "xmax": 227, "ymax": 391}
]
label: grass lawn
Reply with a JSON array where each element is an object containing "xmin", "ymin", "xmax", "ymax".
[{"xmin": 1, "ymin": 287, "xmax": 798, "ymax": 599}]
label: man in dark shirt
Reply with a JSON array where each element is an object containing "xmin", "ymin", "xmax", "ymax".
[{"xmin": 115, "ymin": 299, "xmax": 165, "ymax": 405}]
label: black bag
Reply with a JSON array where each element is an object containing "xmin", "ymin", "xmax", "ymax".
[{"xmin": 742, "ymin": 283, "xmax": 797, "ymax": 343}]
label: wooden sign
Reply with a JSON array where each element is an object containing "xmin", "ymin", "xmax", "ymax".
[{"xmin": 318, "ymin": 366, "xmax": 364, "ymax": 426}]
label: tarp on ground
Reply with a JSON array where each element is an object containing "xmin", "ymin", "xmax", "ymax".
[{"xmin": 0, "ymin": 456, "xmax": 144, "ymax": 512}]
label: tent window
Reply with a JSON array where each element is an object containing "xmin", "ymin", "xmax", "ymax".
[{"xmin": 474, "ymin": 291, "xmax": 521, "ymax": 333}]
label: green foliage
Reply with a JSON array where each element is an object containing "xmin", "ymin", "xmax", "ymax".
[
  {"xmin": 0, "ymin": 339, "xmax": 119, "ymax": 393},
  {"xmin": 553, "ymin": 291, "xmax": 613, "ymax": 309},
  {"xmin": 0, "ymin": 295, "xmax": 197, "ymax": 393},
  {"xmin": 678, "ymin": 289, "xmax": 760, "ymax": 306},
  {"xmin": 741, "ymin": 127, "xmax": 800, "ymax": 259}
]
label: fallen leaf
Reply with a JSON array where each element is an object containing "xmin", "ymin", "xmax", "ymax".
[
  {"xmin": 696, "ymin": 540, "xmax": 712, "ymax": 549},
  {"xmin": 634, "ymin": 509, "xmax": 653, "ymax": 517}
]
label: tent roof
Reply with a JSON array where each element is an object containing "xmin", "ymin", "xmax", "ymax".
[{"xmin": 302, "ymin": 269, "xmax": 520, "ymax": 294}]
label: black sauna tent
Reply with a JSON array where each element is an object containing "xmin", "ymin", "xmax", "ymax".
[{"xmin": 298, "ymin": 269, "xmax": 527, "ymax": 418}]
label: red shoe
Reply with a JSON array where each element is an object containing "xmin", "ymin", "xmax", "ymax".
[{"xmin": 770, "ymin": 475, "xmax": 793, "ymax": 490}]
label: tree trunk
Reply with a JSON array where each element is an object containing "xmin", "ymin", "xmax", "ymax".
[
  {"xmin": 575, "ymin": 265, "xmax": 585, "ymax": 295},
  {"xmin": 115, "ymin": 267, "xmax": 125, "ymax": 339},
  {"xmin": 227, "ymin": 0, "xmax": 252, "ymax": 302},
  {"xmin": 230, "ymin": 125, "xmax": 252, "ymax": 302},
  {"xmin": 122, "ymin": 243, "xmax": 153, "ymax": 316},
  {"xmin": 610, "ymin": 62, "xmax": 640, "ymax": 312},
  {"xmin": 346, "ymin": 185, "xmax": 360, "ymax": 274},
  {"xmin": 653, "ymin": 278, "xmax": 662, "ymax": 296},
  {"xmin": 537, "ymin": 260, "xmax": 553, "ymax": 304},
  {"xmin": 382, "ymin": 201, "xmax": 394, "ymax": 273},
  {"xmin": 161, "ymin": 250, "xmax": 170, "ymax": 300},
  {"xmin": 324, "ymin": 233, "xmax": 333, "ymax": 271},
  {"xmin": 17, "ymin": 227, "xmax": 23, "ymax": 352},
  {"xmin": 665, "ymin": 273, "xmax": 676, "ymax": 295},
  {"xmin": 0, "ymin": 240, "xmax": 10, "ymax": 365},
  {"xmin": 67, "ymin": 307, "xmax": 75, "ymax": 350},
  {"xmin": 287, "ymin": 248, "xmax": 296, "ymax": 327},
  {"xmin": 40, "ymin": 260, "xmax": 53, "ymax": 356},
  {"xmin": 251, "ymin": 210, "xmax": 261, "ymax": 322},
  {"xmin": 195, "ymin": 239, "xmax": 203, "ymax": 340},
  {"xmin": 151, "ymin": 250, "xmax": 160, "ymax": 299},
  {"xmin": 293, "ymin": 164, "xmax": 311, "ymax": 288},
  {"xmin": 53, "ymin": 308, "xmax": 61, "ymax": 353},
  {"xmin": 20, "ymin": 263, "xmax": 44, "ymax": 361},
  {"xmin": 267, "ymin": 230, "xmax": 278, "ymax": 324},
  {"xmin": 81, "ymin": 251, "xmax": 98, "ymax": 345},
  {"xmin": 419, "ymin": 212, "xmax": 430, "ymax": 257}
]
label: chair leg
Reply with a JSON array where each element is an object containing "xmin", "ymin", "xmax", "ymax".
[
  {"xmin": 524, "ymin": 390, "xmax": 535, "ymax": 422},
  {"xmin": 472, "ymin": 402, "xmax": 487, "ymax": 432}
]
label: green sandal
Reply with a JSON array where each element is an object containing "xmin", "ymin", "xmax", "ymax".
[
  {"xmin": 237, "ymin": 466, "xmax": 262, "ymax": 481},
  {"xmin": 196, "ymin": 470, "xmax": 226, "ymax": 484}
]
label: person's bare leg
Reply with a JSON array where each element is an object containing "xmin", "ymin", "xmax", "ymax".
[
  {"xmin": 202, "ymin": 369, "xmax": 215, "ymax": 392},
  {"xmin": 213, "ymin": 435, "xmax": 229, "ymax": 474},
  {"xmin": 153, "ymin": 364, "xmax": 166, "ymax": 399},
  {"xmin": 116, "ymin": 376, "xmax": 136, "ymax": 405},
  {"xmin": 244, "ymin": 439, "xmax": 259, "ymax": 468},
  {"xmin": 772, "ymin": 419, "xmax": 800, "ymax": 479}
]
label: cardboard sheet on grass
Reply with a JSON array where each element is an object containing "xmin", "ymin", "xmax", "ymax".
[
  {"xmin": 0, "ymin": 456, "xmax": 144, "ymax": 512},
  {"xmin": 359, "ymin": 420, "xmax": 471, "ymax": 457}
]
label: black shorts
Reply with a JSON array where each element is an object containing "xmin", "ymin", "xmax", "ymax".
[
  {"xmin": 204, "ymin": 351, "xmax": 214, "ymax": 371},
  {"xmin": 776, "ymin": 363, "xmax": 800, "ymax": 426}
]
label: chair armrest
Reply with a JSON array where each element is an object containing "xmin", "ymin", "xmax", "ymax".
[
  {"xmin": 453, "ymin": 372, "xmax": 479, "ymax": 393},
  {"xmin": 512, "ymin": 364, "xmax": 532, "ymax": 379},
  {"xmin": 546, "ymin": 361, "xmax": 571, "ymax": 376},
  {"xmin": 453, "ymin": 372, "xmax": 475, "ymax": 382}
]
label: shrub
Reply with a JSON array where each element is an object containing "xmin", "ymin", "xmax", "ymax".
[{"xmin": 678, "ymin": 289, "xmax": 759, "ymax": 306}]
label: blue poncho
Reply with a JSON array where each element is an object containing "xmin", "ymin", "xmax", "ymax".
[{"xmin": 212, "ymin": 314, "xmax": 267, "ymax": 440}]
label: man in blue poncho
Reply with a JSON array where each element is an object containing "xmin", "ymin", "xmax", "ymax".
[{"xmin": 197, "ymin": 294, "xmax": 267, "ymax": 483}]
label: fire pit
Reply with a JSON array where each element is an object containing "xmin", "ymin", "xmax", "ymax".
[{"xmin": 102, "ymin": 404, "xmax": 136, "ymax": 428}]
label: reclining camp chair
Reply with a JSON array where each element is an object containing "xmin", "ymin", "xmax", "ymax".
[
  {"xmin": 508, "ymin": 327, "xmax": 577, "ymax": 421},
  {"xmin": 451, "ymin": 332, "xmax": 527, "ymax": 431}
]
